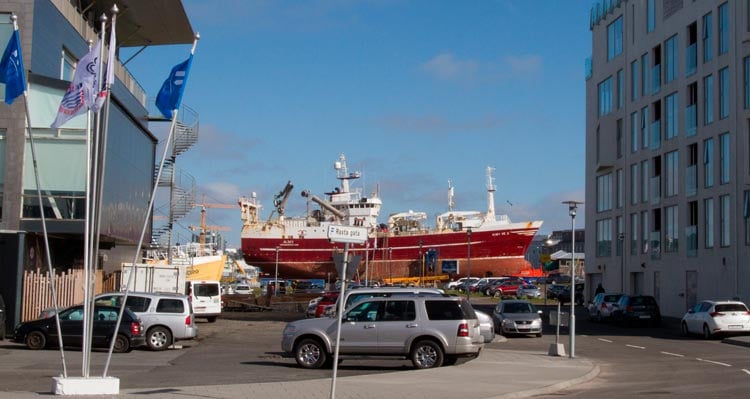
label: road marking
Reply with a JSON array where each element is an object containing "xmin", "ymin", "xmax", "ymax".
[
  {"xmin": 660, "ymin": 351, "xmax": 685, "ymax": 357},
  {"xmin": 597, "ymin": 338, "xmax": 613, "ymax": 343},
  {"xmin": 696, "ymin": 358, "xmax": 732, "ymax": 367},
  {"xmin": 626, "ymin": 344, "xmax": 646, "ymax": 349},
  {"xmin": 742, "ymin": 369, "xmax": 750, "ymax": 376}
]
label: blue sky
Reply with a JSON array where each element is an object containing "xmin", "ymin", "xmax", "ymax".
[{"xmin": 123, "ymin": 0, "xmax": 591, "ymax": 247}]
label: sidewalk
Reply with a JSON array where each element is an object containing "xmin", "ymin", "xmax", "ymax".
[{"xmin": 0, "ymin": 348, "xmax": 599, "ymax": 399}]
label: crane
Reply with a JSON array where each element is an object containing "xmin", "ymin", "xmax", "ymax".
[{"xmin": 188, "ymin": 195, "xmax": 236, "ymax": 255}]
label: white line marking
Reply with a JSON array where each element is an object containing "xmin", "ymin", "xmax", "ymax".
[
  {"xmin": 696, "ymin": 358, "xmax": 732, "ymax": 367},
  {"xmin": 660, "ymin": 351, "xmax": 685, "ymax": 357},
  {"xmin": 742, "ymin": 369, "xmax": 750, "ymax": 375},
  {"xmin": 597, "ymin": 338, "xmax": 613, "ymax": 343},
  {"xmin": 626, "ymin": 344, "xmax": 646, "ymax": 349}
]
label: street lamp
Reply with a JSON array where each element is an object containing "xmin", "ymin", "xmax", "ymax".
[
  {"xmin": 418, "ymin": 240, "xmax": 424, "ymax": 287},
  {"xmin": 562, "ymin": 200, "xmax": 582, "ymax": 359},
  {"xmin": 274, "ymin": 246, "xmax": 280, "ymax": 297},
  {"xmin": 466, "ymin": 228, "xmax": 472, "ymax": 301}
]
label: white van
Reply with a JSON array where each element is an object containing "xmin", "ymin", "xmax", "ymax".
[{"xmin": 185, "ymin": 280, "xmax": 221, "ymax": 322}]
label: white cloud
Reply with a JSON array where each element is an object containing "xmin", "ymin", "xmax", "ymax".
[
  {"xmin": 420, "ymin": 52, "xmax": 543, "ymax": 83},
  {"xmin": 420, "ymin": 52, "xmax": 479, "ymax": 80}
]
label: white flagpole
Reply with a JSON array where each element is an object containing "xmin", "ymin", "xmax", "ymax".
[
  {"xmin": 12, "ymin": 14, "xmax": 69, "ymax": 378},
  {"xmin": 81, "ymin": 36, "xmax": 95, "ymax": 377},
  {"xmin": 103, "ymin": 32, "xmax": 200, "ymax": 377}
]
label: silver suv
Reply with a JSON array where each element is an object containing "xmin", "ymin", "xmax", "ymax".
[
  {"xmin": 323, "ymin": 287, "xmax": 445, "ymax": 317},
  {"xmin": 282, "ymin": 295, "xmax": 483, "ymax": 369},
  {"xmin": 95, "ymin": 292, "xmax": 198, "ymax": 351}
]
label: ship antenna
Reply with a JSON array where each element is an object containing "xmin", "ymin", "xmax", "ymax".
[
  {"xmin": 485, "ymin": 166, "xmax": 496, "ymax": 222},
  {"xmin": 448, "ymin": 179, "xmax": 454, "ymax": 212}
]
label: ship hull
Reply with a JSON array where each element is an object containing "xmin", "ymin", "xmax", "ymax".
[{"xmin": 241, "ymin": 224, "xmax": 540, "ymax": 280}]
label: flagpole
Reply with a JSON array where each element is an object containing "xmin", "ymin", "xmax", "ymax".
[
  {"xmin": 103, "ymin": 32, "xmax": 200, "ymax": 377},
  {"xmin": 10, "ymin": 14, "xmax": 69, "ymax": 378}
]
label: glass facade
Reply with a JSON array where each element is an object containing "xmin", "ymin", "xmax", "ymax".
[
  {"xmin": 597, "ymin": 173, "xmax": 613, "ymax": 212},
  {"xmin": 719, "ymin": 3, "xmax": 728, "ymax": 55},
  {"xmin": 719, "ymin": 132, "xmax": 730, "ymax": 184},
  {"xmin": 599, "ymin": 77, "xmax": 613, "ymax": 116},
  {"xmin": 720, "ymin": 195, "xmax": 730, "ymax": 247},
  {"xmin": 665, "ymin": 150, "xmax": 679, "ymax": 197},
  {"xmin": 608, "ymin": 16, "xmax": 623, "ymax": 60},
  {"xmin": 703, "ymin": 74, "xmax": 714, "ymax": 125},
  {"xmin": 631, "ymin": 59, "xmax": 639, "ymax": 102},
  {"xmin": 704, "ymin": 138, "xmax": 714, "ymax": 188},
  {"xmin": 705, "ymin": 197, "xmax": 714, "ymax": 248},
  {"xmin": 665, "ymin": 92, "xmax": 678, "ymax": 139},
  {"xmin": 665, "ymin": 35, "xmax": 678, "ymax": 83},
  {"xmin": 719, "ymin": 67, "xmax": 729, "ymax": 119},
  {"xmin": 665, "ymin": 205, "xmax": 678, "ymax": 252},
  {"xmin": 703, "ymin": 12, "xmax": 713, "ymax": 63}
]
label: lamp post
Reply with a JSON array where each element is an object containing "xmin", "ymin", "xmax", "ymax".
[
  {"xmin": 418, "ymin": 240, "xmax": 424, "ymax": 287},
  {"xmin": 562, "ymin": 200, "xmax": 582, "ymax": 359},
  {"xmin": 388, "ymin": 247, "xmax": 392, "ymax": 284},
  {"xmin": 274, "ymin": 246, "xmax": 280, "ymax": 297},
  {"xmin": 466, "ymin": 228, "xmax": 472, "ymax": 301}
]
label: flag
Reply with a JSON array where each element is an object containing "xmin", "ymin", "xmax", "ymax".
[
  {"xmin": 51, "ymin": 40, "xmax": 101, "ymax": 128},
  {"xmin": 0, "ymin": 30, "xmax": 26, "ymax": 105},
  {"xmin": 156, "ymin": 55, "xmax": 193, "ymax": 119},
  {"xmin": 93, "ymin": 15, "xmax": 116, "ymax": 113}
]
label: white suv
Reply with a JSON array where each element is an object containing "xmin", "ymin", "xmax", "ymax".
[
  {"xmin": 95, "ymin": 292, "xmax": 198, "ymax": 351},
  {"xmin": 282, "ymin": 295, "xmax": 483, "ymax": 369}
]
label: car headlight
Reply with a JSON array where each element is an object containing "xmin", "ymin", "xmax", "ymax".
[
  {"xmin": 282, "ymin": 324, "xmax": 297, "ymax": 335},
  {"xmin": 501, "ymin": 319, "xmax": 514, "ymax": 326}
]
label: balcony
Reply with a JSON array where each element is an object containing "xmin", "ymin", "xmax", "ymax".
[
  {"xmin": 686, "ymin": 225, "xmax": 698, "ymax": 257},
  {"xmin": 597, "ymin": 240, "xmax": 612, "ymax": 257},
  {"xmin": 664, "ymin": 234, "xmax": 678, "ymax": 253},
  {"xmin": 686, "ymin": 164, "xmax": 697, "ymax": 197},
  {"xmin": 650, "ymin": 120, "xmax": 661, "ymax": 150},
  {"xmin": 650, "ymin": 175, "xmax": 661, "ymax": 205},
  {"xmin": 686, "ymin": 43, "xmax": 697, "ymax": 77},
  {"xmin": 685, "ymin": 104, "xmax": 697, "ymax": 137},
  {"xmin": 651, "ymin": 64, "xmax": 661, "ymax": 95},
  {"xmin": 650, "ymin": 231, "xmax": 661, "ymax": 260}
]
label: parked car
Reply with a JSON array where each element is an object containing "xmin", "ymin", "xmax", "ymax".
[
  {"xmin": 611, "ymin": 295, "xmax": 661, "ymax": 326},
  {"xmin": 14, "ymin": 305, "xmax": 145, "ymax": 352},
  {"xmin": 681, "ymin": 300, "xmax": 750, "ymax": 339},
  {"xmin": 472, "ymin": 277, "xmax": 507, "ymax": 296},
  {"xmin": 306, "ymin": 292, "xmax": 339, "ymax": 318},
  {"xmin": 545, "ymin": 273, "xmax": 571, "ymax": 284},
  {"xmin": 546, "ymin": 284, "xmax": 567, "ymax": 299},
  {"xmin": 455, "ymin": 278, "xmax": 480, "ymax": 292},
  {"xmin": 492, "ymin": 300, "xmax": 543, "ymax": 337},
  {"xmin": 588, "ymin": 293, "xmax": 624, "ymax": 322},
  {"xmin": 516, "ymin": 284, "xmax": 542, "ymax": 299},
  {"xmin": 475, "ymin": 310, "xmax": 495, "ymax": 343},
  {"xmin": 489, "ymin": 280, "xmax": 522, "ymax": 298},
  {"xmin": 556, "ymin": 283, "xmax": 585, "ymax": 306},
  {"xmin": 445, "ymin": 277, "xmax": 473, "ymax": 290},
  {"xmin": 0, "ymin": 294, "xmax": 6, "ymax": 340},
  {"xmin": 232, "ymin": 284, "xmax": 252, "ymax": 295},
  {"xmin": 294, "ymin": 281, "xmax": 325, "ymax": 295},
  {"xmin": 282, "ymin": 295, "xmax": 483, "ymax": 369}
]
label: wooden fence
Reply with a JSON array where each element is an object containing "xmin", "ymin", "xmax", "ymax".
[{"xmin": 21, "ymin": 269, "xmax": 104, "ymax": 322}]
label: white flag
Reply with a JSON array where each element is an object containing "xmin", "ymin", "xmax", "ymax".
[
  {"xmin": 93, "ymin": 15, "xmax": 116, "ymax": 113},
  {"xmin": 51, "ymin": 40, "xmax": 101, "ymax": 128}
]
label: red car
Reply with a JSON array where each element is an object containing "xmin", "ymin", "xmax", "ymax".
[
  {"xmin": 306, "ymin": 292, "xmax": 340, "ymax": 318},
  {"xmin": 490, "ymin": 280, "xmax": 523, "ymax": 297}
]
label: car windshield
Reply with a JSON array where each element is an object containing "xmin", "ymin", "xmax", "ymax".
[
  {"xmin": 715, "ymin": 303, "xmax": 748, "ymax": 312},
  {"xmin": 630, "ymin": 296, "xmax": 657, "ymax": 306},
  {"xmin": 503, "ymin": 302, "xmax": 536, "ymax": 313},
  {"xmin": 603, "ymin": 294, "xmax": 622, "ymax": 303}
]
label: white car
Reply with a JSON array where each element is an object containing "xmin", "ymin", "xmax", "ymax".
[
  {"xmin": 233, "ymin": 284, "xmax": 252, "ymax": 295},
  {"xmin": 681, "ymin": 300, "xmax": 750, "ymax": 339},
  {"xmin": 475, "ymin": 310, "xmax": 495, "ymax": 343},
  {"xmin": 446, "ymin": 277, "xmax": 471, "ymax": 290}
]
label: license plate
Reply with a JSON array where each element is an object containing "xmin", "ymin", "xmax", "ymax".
[
  {"xmin": 728, "ymin": 325, "xmax": 743, "ymax": 329},
  {"xmin": 639, "ymin": 315, "xmax": 651, "ymax": 319}
]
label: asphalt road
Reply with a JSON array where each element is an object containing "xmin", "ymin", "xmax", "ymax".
[{"xmin": 1, "ymin": 301, "xmax": 748, "ymax": 397}]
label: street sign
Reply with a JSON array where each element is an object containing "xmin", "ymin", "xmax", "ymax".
[
  {"xmin": 333, "ymin": 253, "xmax": 361, "ymax": 280},
  {"xmin": 327, "ymin": 224, "xmax": 368, "ymax": 244}
]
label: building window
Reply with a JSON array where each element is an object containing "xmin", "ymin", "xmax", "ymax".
[
  {"xmin": 744, "ymin": 191, "xmax": 750, "ymax": 245},
  {"xmin": 631, "ymin": 111, "xmax": 639, "ymax": 153},
  {"xmin": 719, "ymin": 67, "xmax": 729, "ymax": 119},
  {"xmin": 616, "ymin": 168, "xmax": 623, "ymax": 209},
  {"xmin": 703, "ymin": 12, "xmax": 713, "ymax": 63},
  {"xmin": 642, "ymin": 53, "xmax": 650, "ymax": 97},
  {"xmin": 630, "ymin": 213, "xmax": 639, "ymax": 255},
  {"xmin": 665, "ymin": 35, "xmax": 678, "ymax": 83},
  {"xmin": 616, "ymin": 216, "xmax": 623, "ymax": 256},
  {"xmin": 641, "ymin": 106, "xmax": 649, "ymax": 149},
  {"xmin": 687, "ymin": 82, "xmax": 698, "ymax": 137},
  {"xmin": 705, "ymin": 197, "xmax": 714, "ymax": 248},
  {"xmin": 597, "ymin": 173, "xmax": 613, "ymax": 212},
  {"xmin": 688, "ymin": 201, "xmax": 699, "ymax": 257},
  {"xmin": 647, "ymin": 0, "xmax": 655, "ymax": 33},
  {"xmin": 719, "ymin": 2, "xmax": 729, "ymax": 55},
  {"xmin": 642, "ymin": 211, "xmax": 649, "ymax": 254},
  {"xmin": 596, "ymin": 219, "xmax": 613, "ymax": 257},
  {"xmin": 719, "ymin": 132, "xmax": 730, "ymax": 184},
  {"xmin": 665, "ymin": 92, "xmax": 678, "ymax": 139},
  {"xmin": 720, "ymin": 194, "xmax": 730, "ymax": 247},
  {"xmin": 704, "ymin": 138, "xmax": 714, "ymax": 188},
  {"xmin": 665, "ymin": 205, "xmax": 679, "ymax": 253},
  {"xmin": 617, "ymin": 118, "xmax": 623, "ymax": 158},
  {"xmin": 599, "ymin": 76, "xmax": 613, "ymax": 116},
  {"xmin": 704, "ymin": 74, "xmax": 714, "ymax": 125},
  {"xmin": 744, "ymin": 56, "xmax": 750, "ymax": 109},
  {"xmin": 665, "ymin": 150, "xmax": 679, "ymax": 197},
  {"xmin": 687, "ymin": 22, "xmax": 697, "ymax": 76},
  {"xmin": 608, "ymin": 16, "xmax": 623, "ymax": 61},
  {"xmin": 617, "ymin": 69, "xmax": 624, "ymax": 109},
  {"xmin": 630, "ymin": 163, "xmax": 639, "ymax": 205},
  {"xmin": 61, "ymin": 48, "xmax": 75, "ymax": 81},
  {"xmin": 631, "ymin": 59, "xmax": 639, "ymax": 102},
  {"xmin": 641, "ymin": 159, "xmax": 649, "ymax": 203}
]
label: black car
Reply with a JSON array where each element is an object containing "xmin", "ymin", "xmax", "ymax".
[
  {"xmin": 556, "ymin": 283, "xmax": 585, "ymax": 305},
  {"xmin": 611, "ymin": 295, "xmax": 661, "ymax": 326},
  {"xmin": 0, "ymin": 294, "xmax": 6, "ymax": 340},
  {"xmin": 14, "ymin": 305, "xmax": 146, "ymax": 352}
]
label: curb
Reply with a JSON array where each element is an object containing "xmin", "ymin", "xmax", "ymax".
[{"xmin": 493, "ymin": 361, "xmax": 600, "ymax": 399}]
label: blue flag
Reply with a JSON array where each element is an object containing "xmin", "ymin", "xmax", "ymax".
[
  {"xmin": 0, "ymin": 30, "xmax": 27, "ymax": 105},
  {"xmin": 156, "ymin": 55, "xmax": 193, "ymax": 119}
]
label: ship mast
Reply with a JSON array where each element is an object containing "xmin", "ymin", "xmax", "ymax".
[
  {"xmin": 485, "ymin": 166, "xmax": 496, "ymax": 222},
  {"xmin": 448, "ymin": 179, "xmax": 455, "ymax": 212},
  {"xmin": 335, "ymin": 153, "xmax": 359, "ymax": 193}
]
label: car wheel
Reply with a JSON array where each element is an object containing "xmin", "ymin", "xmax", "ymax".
[
  {"xmin": 536, "ymin": 332, "xmax": 543, "ymax": 338},
  {"xmin": 702, "ymin": 324, "xmax": 712, "ymax": 340},
  {"xmin": 25, "ymin": 331, "xmax": 46, "ymax": 350},
  {"xmin": 493, "ymin": 291, "xmax": 501, "ymax": 299},
  {"xmin": 147, "ymin": 326, "xmax": 172, "ymax": 351},
  {"xmin": 411, "ymin": 339, "xmax": 444, "ymax": 369},
  {"xmin": 485, "ymin": 289, "xmax": 491, "ymax": 296},
  {"xmin": 294, "ymin": 338, "xmax": 327, "ymax": 369},
  {"xmin": 206, "ymin": 316, "xmax": 218, "ymax": 323},
  {"xmin": 113, "ymin": 334, "xmax": 131, "ymax": 353},
  {"xmin": 681, "ymin": 322, "xmax": 690, "ymax": 336}
]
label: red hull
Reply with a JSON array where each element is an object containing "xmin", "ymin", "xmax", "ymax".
[{"xmin": 242, "ymin": 227, "xmax": 540, "ymax": 280}]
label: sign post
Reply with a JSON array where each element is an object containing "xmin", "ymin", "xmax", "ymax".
[{"xmin": 327, "ymin": 225, "xmax": 367, "ymax": 399}]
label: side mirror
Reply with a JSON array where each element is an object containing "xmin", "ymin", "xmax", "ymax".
[{"xmin": 687, "ymin": 309, "xmax": 695, "ymax": 314}]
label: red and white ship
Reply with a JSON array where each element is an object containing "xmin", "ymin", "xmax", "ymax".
[{"xmin": 239, "ymin": 154, "xmax": 542, "ymax": 281}]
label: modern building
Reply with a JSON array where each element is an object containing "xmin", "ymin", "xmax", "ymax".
[
  {"xmin": 0, "ymin": 0, "xmax": 196, "ymax": 329},
  {"xmin": 585, "ymin": 0, "xmax": 750, "ymax": 317}
]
